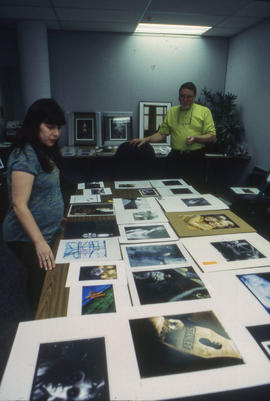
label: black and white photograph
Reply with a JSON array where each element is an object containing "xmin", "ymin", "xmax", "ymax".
[
  {"xmin": 103, "ymin": 112, "xmax": 133, "ymax": 145},
  {"xmin": 73, "ymin": 112, "xmax": 99, "ymax": 145},
  {"xmin": 84, "ymin": 182, "xmax": 105, "ymax": 189},
  {"xmin": 109, "ymin": 117, "xmax": 128, "ymax": 140},
  {"xmin": 157, "ymin": 185, "xmax": 199, "ymax": 197},
  {"xmin": 182, "ymin": 197, "xmax": 211, "ymax": 207},
  {"xmin": 181, "ymin": 233, "xmax": 270, "ymax": 272},
  {"xmin": 211, "ymin": 239, "xmax": 265, "ymax": 262},
  {"xmin": 238, "ymin": 272, "xmax": 270, "ymax": 314},
  {"xmin": 30, "ymin": 337, "xmax": 110, "ymax": 401},
  {"xmin": 129, "ymin": 310, "xmax": 243, "ymax": 378},
  {"xmin": 114, "ymin": 180, "xmax": 152, "ymax": 189},
  {"xmin": 131, "ymin": 266, "xmax": 210, "ymax": 305},
  {"xmin": 230, "ymin": 187, "xmax": 260, "ymax": 195},
  {"xmin": 133, "ymin": 210, "xmax": 159, "ymax": 221},
  {"xmin": 124, "ymin": 243, "xmax": 187, "ymax": 268},
  {"xmin": 68, "ymin": 203, "xmax": 114, "ymax": 217},
  {"xmin": 119, "ymin": 222, "xmax": 177, "ymax": 243},
  {"xmin": 150, "ymin": 179, "xmax": 188, "ymax": 188},
  {"xmin": 122, "ymin": 198, "xmax": 150, "ymax": 210},
  {"xmin": 247, "ymin": 324, "xmax": 270, "ymax": 361},
  {"xmin": 114, "ymin": 199, "xmax": 167, "ymax": 225},
  {"xmin": 157, "ymin": 193, "xmax": 229, "ymax": 213},
  {"xmin": 76, "ymin": 118, "xmax": 94, "ymax": 140},
  {"xmin": 63, "ymin": 220, "xmax": 120, "ymax": 239},
  {"xmin": 139, "ymin": 188, "xmax": 159, "ymax": 197}
]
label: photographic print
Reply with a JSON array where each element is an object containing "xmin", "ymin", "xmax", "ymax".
[
  {"xmin": 123, "ymin": 242, "xmax": 189, "ymax": 269},
  {"xmin": 68, "ymin": 203, "xmax": 114, "ymax": 217},
  {"xmin": 78, "ymin": 181, "xmax": 105, "ymax": 190},
  {"xmin": 131, "ymin": 266, "xmax": 210, "ymax": 305},
  {"xmin": 115, "ymin": 205, "xmax": 167, "ymax": 225},
  {"xmin": 84, "ymin": 187, "xmax": 112, "ymax": 195},
  {"xmin": 139, "ymin": 188, "xmax": 159, "ymax": 197},
  {"xmin": 129, "ymin": 310, "xmax": 243, "ymax": 378},
  {"xmin": 73, "ymin": 112, "xmax": 101, "ymax": 145},
  {"xmin": 157, "ymin": 186, "xmax": 199, "ymax": 197},
  {"xmin": 69, "ymin": 195, "xmax": 101, "ymax": 204},
  {"xmin": 122, "ymin": 198, "xmax": 150, "ymax": 209},
  {"xmin": 65, "ymin": 261, "xmax": 127, "ymax": 287},
  {"xmin": 63, "ymin": 220, "xmax": 119, "ymax": 239},
  {"xmin": 211, "ymin": 239, "xmax": 265, "ymax": 262},
  {"xmin": 139, "ymin": 102, "xmax": 171, "ymax": 146},
  {"xmin": 238, "ymin": 272, "xmax": 270, "ymax": 314},
  {"xmin": 81, "ymin": 285, "xmax": 116, "ymax": 315},
  {"xmin": 55, "ymin": 238, "xmax": 121, "ymax": 263},
  {"xmin": 157, "ymin": 194, "xmax": 229, "ymax": 212},
  {"xmin": 76, "ymin": 118, "xmax": 94, "ymax": 140},
  {"xmin": 247, "ymin": 324, "xmax": 270, "ymax": 361},
  {"xmin": 166, "ymin": 210, "xmax": 255, "ymax": 238},
  {"xmin": 114, "ymin": 180, "xmax": 152, "ymax": 189},
  {"xmin": 119, "ymin": 222, "xmax": 178, "ymax": 243},
  {"xmin": 30, "ymin": 337, "xmax": 109, "ymax": 401},
  {"xmin": 103, "ymin": 112, "xmax": 133, "ymax": 146},
  {"xmin": 230, "ymin": 187, "xmax": 260, "ymax": 195},
  {"xmin": 181, "ymin": 233, "xmax": 270, "ymax": 272},
  {"xmin": 150, "ymin": 179, "xmax": 188, "ymax": 188},
  {"xmin": 113, "ymin": 196, "xmax": 160, "ymax": 212}
]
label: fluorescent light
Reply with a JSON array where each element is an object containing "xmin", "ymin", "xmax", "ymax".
[{"xmin": 135, "ymin": 23, "xmax": 212, "ymax": 35}]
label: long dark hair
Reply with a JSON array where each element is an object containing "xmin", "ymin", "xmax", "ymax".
[{"xmin": 13, "ymin": 98, "xmax": 66, "ymax": 172}]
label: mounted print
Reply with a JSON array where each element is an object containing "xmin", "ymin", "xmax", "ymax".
[
  {"xmin": 72, "ymin": 111, "xmax": 101, "ymax": 146},
  {"xmin": 103, "ymin": 111, "xmax": 133, "ymax": 146},
  {"xmin": 139, "ymin": 101, "xmax": 172, "ymax": 145}
]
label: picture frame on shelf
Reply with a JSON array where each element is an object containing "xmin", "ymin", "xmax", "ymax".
[
  {"xmin": 68, "ymin": 111, "xmax": 102, "ymax": 146},
  {"xmin": 103, "ymin": 111, "xmax": 133, "ymax": 146},
  {"xmin": 139, "ymin": 101, "xmax": 172, "ymax": 146}
]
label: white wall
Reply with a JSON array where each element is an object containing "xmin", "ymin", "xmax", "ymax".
[
  {"xmin": 48, "ymin": 31, "xmax": 228, "ymax": 145},
  {"xmin": 226, "ymin": 18, "xmax": 270, "ymax": 173}
]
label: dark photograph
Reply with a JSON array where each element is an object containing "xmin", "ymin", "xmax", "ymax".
[
  {"xmin": 139, "ymin": 188, "xmax": 158, "ymax": 196},
  {"xmin": 182, "ymin": 213, "xmax": 238, "ymax": 231},
  {"xmin": 122, "ymin": 198, "xmax": 149, "ymax": 210},
  {"xmin": 238, "ymin": 272, "xmax": 270, "ymax": 314},
  {"xmin": 126, "ymin": 244, "xmax": 186, "ymax": 267},
  {"xmin": 69, "ymin": 203, "xmax": 114, "ymax": 217},
  {"xmin": 64, "ymin": 220, "xmax": 119, "ymax": 239},
  {"xmin": 162, "ymin": 180, "xmax": 182, "ymax": 186},
  {"xmin": 79, "ymin": 264, "xmax": 117, "ymax": 281},
  {"xmin": 76, "ymin": 118, "xmax": 94, "ymax": 140},
  {"xmin": 211, "ymin": 239, "xmax": 265, "ymax": 262},
  {"xmin": 182, "ymin": 197, "xmax": 211, "ymax": 207},
  {"xmin": 82, "ymin": 285, "xmax": 116, "ymax": 315},
  {"xmin": 129, "ymin": 311, "xmax": 243, "ymax": 378},
  {"xmin": 171, "ymin": 188, "xmax": 192, "ymax": 194},
  {"xmin": 30, "ymin": 337, "xmax": 110, "ymax": 400},
  {"xmin": 133, "ymin": 266, "xmax": 210, "ymax": 305},
  {"xmin": 124, "ymin": 224, "xmax": 170, "ymax": 240},
  {"xmin": 247, "ymin": 324, "xmax": 270, "ymax": 361},
  {"xmin": 85, "ymin": 182, "xmax": 103, "ymax": 189},
  {"xmin": 109, "ymin": 117, "xmax": 128, "ymax": 140}
]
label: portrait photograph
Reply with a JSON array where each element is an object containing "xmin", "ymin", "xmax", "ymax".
[
  {"xmin": 30, "ymin": 337, "xmax": 110, "ymax": 401},
  {"xmin": 238, "ymin": 272, "xmax": 270, "ymax": 314},
  {"xmin": 129, "ymin": 310, "xmax": 243, "ymax": 378},
  {"xmin": 131, "ymin": 266, "xmax": 210, "ymax": 305}
]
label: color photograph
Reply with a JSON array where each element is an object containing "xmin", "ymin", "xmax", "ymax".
[
  {"xmin": 125, "ymin": 243, "xmax": 186, "ymax": 268},
  {"xmin": 181, "ymin": 213, "xmax": 238, "ymax": 231},
  {"xmin": 79, "ymin": 264, "xmax": 117, "ymax": 281},
  {"xmin": 238, "ymin": 272, "xmax": 270, "ymax": 314},
  {"xmin": 129, "ymin": 310, "xmax": 243, "ymax": 378},
  {"xmin": 82, "ymin": 285, "xmax": 116, "ymax": 315},
  {"xmin": 247, "ymin": 324, "xmax": 270, "ymax": 361},
  {"xmin": 30, "ymin": 337, "xmax": 109, "ymax": 401},
  {"xmin": 132, "ymin": 266, "xmax": 210, "ymax": 305}
]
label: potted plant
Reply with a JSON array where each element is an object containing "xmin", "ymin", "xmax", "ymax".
[{"xmin": 198, "ymin": 88, "xmax": 248, "ymax": 156}]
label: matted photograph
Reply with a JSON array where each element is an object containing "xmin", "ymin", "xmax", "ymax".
[
  {"xmin": 115, "ymin": 207, "xmax": 168, "ymax": 225},
  {"xmin": 114, "ymin": 180, "xmax": 152, "ymax": 189},
  {"xmin": 30, "ymin": 337, "xmax": 110, "ymax": 401},
  {"xmin": 0, "ymin": 316, "xmax": 132, "ymax": 401},
  {"xmin": 78, "ymin": 181, "xmax": 105, "ymax": 190},
  {"xmin": 247, "ymin": 324, "xmax": 270, "ymax": 361},
  {"xmin": 238, "ymin": 272, "xmax": 270, "ymax": 314},
  {"xmin": 55, "ymin": 237, "xmax": 121, "ymax": 263},
  {"xmin": 139, "ymin": 101, "xmax": 171, "ymax": 146},
  {"xmin": 68, "ymin": 203, "xmax": 114, "ymax": 217},
  {"xmin": 129, "ymin": 310, "xmax": 243, "ymax": 378},
  {"xmin": 150, "ymin": 178, "xmax": 188, "ymax": 188},
  {"xmin": 158, "ymin": 193, "xmax": 230, "ymax": 212},
  {"xmin": 69, "ymin": 194, "xmax": 101, "ymax": 204},
  {"xmin": 128, "ymin": 266, "xmax": 210, "ymax": 306},
  {"xmin": 230, "ymin": 187, "xmax": 260, "ymax": 195},
  {"xmin": 67, "ymin": 283, "xmax": 130, "ymax": 316},
  {"xmin": 122, "ymin": 241, "xmax": 193, "ymax": 270},
  {"xmin": 118, "ymin": 222, "xmax": 178, "ymax": 243},
  {"xmin": 73, "ymin": 111, "xmax": 101, "ymax": 145},
  {"xmin": 65, "ymin": 261, "xmax": 127, "ymax": 287},
  {"xmin": 166, "ymin": 209, "xmax": 255, "ymax": 238},
  {"xmin": 157, "ymin": 185, "xmax": 199, "ymax": 197},
  {"xmin": 84, "ymin": 187, "xmax": 112, "ymax": 195},
  {"xmin": 139, "ymin": 188, "xmax": 159, "ymax": 197},
  {"xmin": 113, "ymin": 196, "xmax": 159, "ymax": 212},
  {"xmin": 63, "ymin": 220, "xmax": 119, "ymax": 239},
  {"xmin": 181, "ymin": 232, "xmax": 270, "ymax": 272},
  {"xmin": 103, "ymin": 112, "xmax": 133, "ymax": 146}
]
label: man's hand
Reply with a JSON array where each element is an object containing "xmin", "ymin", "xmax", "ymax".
[
  {"xmin": 186, "ymin": 136, "xmax": 196, "ymax": 146},
  {"xmin": 130, "ymin": 138, "xmax": 148, "ymax": 147}
]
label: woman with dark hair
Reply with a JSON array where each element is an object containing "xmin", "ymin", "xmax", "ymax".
[{"xmin": 2, "ymin": 98, "xmax": 66, "ymax": 311}]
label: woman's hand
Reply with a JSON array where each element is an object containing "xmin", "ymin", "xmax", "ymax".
[{"xmin": 35, "ymin": 239, "xmax": 55, "ymax": 271}]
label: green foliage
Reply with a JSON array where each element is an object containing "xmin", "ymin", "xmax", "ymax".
[{"xmin": 198, "ymin": 88, "xmax": 247, "ymax": 155}]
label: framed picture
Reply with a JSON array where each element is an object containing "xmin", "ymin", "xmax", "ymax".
[
  {"xmin": 103, "ymin": 111, "xmax": 133, "ymax": 146},
  {"xmin": 69, "ymin": 111, "xmax": 102, "ymax": 146},
  {"xmin": 139, "ymin": 101, "xmax": 172, "ymax": 146}
]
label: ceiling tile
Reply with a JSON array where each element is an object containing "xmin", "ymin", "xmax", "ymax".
[
  {"xmin": 0, "ymin": 6, "xmax": 56, "ymax": 19},
  {"xmin": 56, "ymin": 8, "xmax": 138, "ymax": 22}
]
